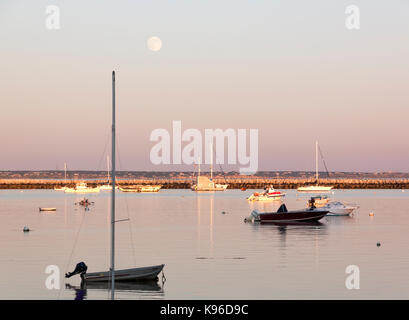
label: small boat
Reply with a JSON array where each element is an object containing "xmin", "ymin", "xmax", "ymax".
[
  {"xmin": 39, "ymin": 207, "xmax": 57, "ymax": 211},
  {"xmin": 76, "ymin": 198, "xmax": 94, "ymax": 208},
  {"xmin": 247, "ymin": 186, "xmax": 285, "ymax": 201},
  {"xmin": 297, "ymin": 141, "xmax": 333, "ymax": 192},
  {"xmin": 247, "ymin": 203, "xmax": 328, "ymax": 224},
  {"xmin": 83, "ymin": 264, "xmax": 165, "ymax": 282},
  {"xmin": 65, "ymin": 182, "xmax": 100, "ymax": 193},
  {"xmin": 119, "ymin": 185, "xmax": 161, "ymax": 193},
  {"xmin": 322, "ymin": 201, "xmax": 359, "ymax": 216}
]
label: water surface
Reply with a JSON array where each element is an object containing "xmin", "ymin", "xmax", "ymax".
[{"xmin": 0, "ymin": 189, "xmax": 408, "ymax": 299}]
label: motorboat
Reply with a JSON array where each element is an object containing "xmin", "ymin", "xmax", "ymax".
[
  {"xmin": 247, "ymin": 186, "xmax": 285, "ymax": 201},
  {"xmin": 297, "ymin": 141, "xmax": 333, "ymax": 192},
  {"xmin": 322, "ymin": 201, "xmax": 358, "ymax": 216},
  {"xmin": 65, "ymin": 182, "xmax": 100, "ymax": 193},
  {"xmin": 246, "ymin": 203, "xmax": 328, "ymax": 224}
]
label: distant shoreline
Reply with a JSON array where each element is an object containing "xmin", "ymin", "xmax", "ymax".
[{"xmin": 1, "ymin": 178, "xmax": 409, "ymax": 189}]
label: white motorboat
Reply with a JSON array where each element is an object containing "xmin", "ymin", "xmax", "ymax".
[
  {"xmin": 247, "ymin": 186, "xmax": 285, "ymax": 201},
  {"xmin": 322, "ymin": 201, "xmax": 359, "ymax": 216},
  {"xmin": 65, "ymin": 182, "xmax": 101, "ymax": 193},
  {"xmin": 297, "ymin": 141, "xmax": 333, "ymax": 192}
]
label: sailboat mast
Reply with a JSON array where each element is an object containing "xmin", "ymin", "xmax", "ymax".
[
  {"xmin": 315, "ymin": 141, "xmax": 319, "ymax": 184},
  {"xmin": 110, "ymin": 71, "xmax": 116, "ymax": 300},
  {"xmin": 64, "ymin": 162, "xmax": 67, "ymax": 185}
]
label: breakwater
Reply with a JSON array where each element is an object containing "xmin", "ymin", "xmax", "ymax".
[{"xmin": 1, "ymin": 178, "xmax": 409, "ymax": 189}]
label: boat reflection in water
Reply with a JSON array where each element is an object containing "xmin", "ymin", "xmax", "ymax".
[{"xmin": 65, "ymin": 280, "xmax": 164, "ymax": 300}]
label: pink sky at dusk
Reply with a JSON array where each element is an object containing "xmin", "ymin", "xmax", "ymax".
[{"xmin": 0, "ymin": 1, "xmax": 408, "ymax": 172}]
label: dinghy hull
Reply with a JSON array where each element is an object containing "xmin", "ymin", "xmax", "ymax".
[{"xmin": 82, "ymin": 264, "xmax": 165, "ymax": 282}]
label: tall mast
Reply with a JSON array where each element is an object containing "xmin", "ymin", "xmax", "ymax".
[
  {"xmin": 315, "ymin": 141, "xmax": 318, "ymax": 184},
  {"xmin": 110, "ymin": 71, "xmax": 116, "ymax": 300},
  {"xmin": 64, "ymin": 162, "xmax": 67, "ymax": 185}
]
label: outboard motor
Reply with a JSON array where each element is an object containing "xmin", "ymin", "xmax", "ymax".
[
  {"xmin": 308, "ymin": 198, "xmax": 316, "ymax": 209},
  {"xmin": 65, "ymin": 262, "xmax": 88, "ymax": 278},
  {"xmin": 277, "ymin": 204, "xmax": 288, "ymax": 213}
]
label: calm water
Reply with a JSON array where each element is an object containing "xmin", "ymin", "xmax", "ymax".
[{"xmin": 1, "ymin": 189, "xmax": 408, "ymax": 300}]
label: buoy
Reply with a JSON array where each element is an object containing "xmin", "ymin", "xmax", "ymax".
[
  {"xmin": 369, "ymin": 211, "xmax": 374, "ymax": 216},
  {"xmin": 23, "ymin": 226, "xmax": 30, "ymax": 232},
  {"xmin": 377, "ymin": 242, "xmax": 381, "ymax": 247}
]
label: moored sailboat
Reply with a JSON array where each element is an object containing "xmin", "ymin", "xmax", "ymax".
[
  {"xmin": 65, "ymin": 71, "xmax": 164, "ymax": 298},
  {"xmin": 191, "ymin": 148, "xmax": 228, "ymax": 192},
  {"xmin": 297, "ymin": 141, "xmax": 333, "ymax": 192}
]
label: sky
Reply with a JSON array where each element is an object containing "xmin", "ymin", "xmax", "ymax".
[{"xmin": 0, "ymin": 0, "xmax": 408, "ymax": 172}]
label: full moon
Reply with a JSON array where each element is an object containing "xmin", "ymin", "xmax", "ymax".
[{"xmin": 147, "ymin": 36, "xmax": 162, "ymax": 52}]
